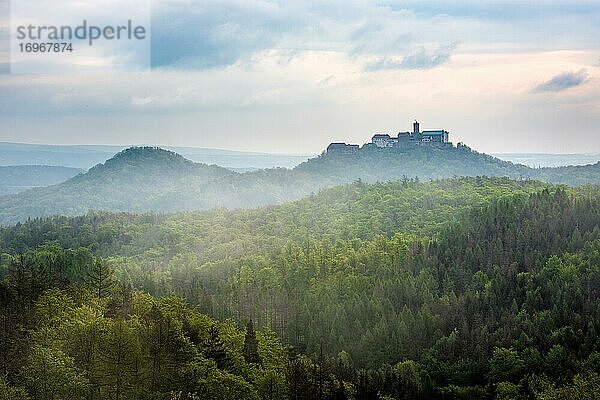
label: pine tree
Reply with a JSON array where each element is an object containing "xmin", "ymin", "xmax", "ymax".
[
  {"xmin": 86, "ymin": 259, "xmax": 115, "ymax": 299},
  {"xmin": 243, "ymin": 319, "xmax": 261, "ymax": 365},
  {"xmin": 97, "ymin": 318, "xmax": 141, "ymax": 400},
  {"xmin": 204, "ymin": 325, "xmax": 232, "ymax": 370}
]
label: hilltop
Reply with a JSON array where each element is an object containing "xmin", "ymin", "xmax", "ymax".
[
  {"xmin": 299, "ymin": 143, "xmax": 531, "ymax": 181},
  {"xmin": 0, "ymin": 147, "xmax": 233, "ymax": 225},
  {"xmin": 0, "ymin": 144, "xmax": 598, "ymax": 225}
]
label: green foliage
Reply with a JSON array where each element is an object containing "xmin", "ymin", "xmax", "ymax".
[
  {"xmin": 243, "ymin": 320, "xmax": 261, "ymax": 365},
  {"xmin": 0, "ymin": 177, "xmax": 599, "ymax": 399},
  {"xmin": 0, "ymin": 177, "xmax": 547, "ymax": 256},
  {"xmin": 488, "ymin": 348, "xmax": 525, "ymax": 383},
  {"xmin": 1, "ymin": 286, "xmax": 290, "ymax": 400},
  {"xmin": 0, "ymin": 377, "xmax": 28, "ymax": 400},
  {"xmin": 531, "ymin": 373, "xmax": 600, "ymax": 400},
  {"xmin": 178, "ymin": 358, "xmax": 260, "ymax": 400},
  {"xmin": 495, "ymin": 381, "xmax": 521, "ymax": 400},
  {"xmin": 440, "ymin": 384, "xmax": 486, "ymax": 399},
  {"xmin": 20, "ymin": 345, "xmax": 88, "ymax": 400},
  {"xmin": 533, "ymin": 162, "xmax": 600, "ymax": 186},
  {"xmin": 203, "ymin": 325, "xmax": 234, "ymax": 371},
  {"xmin": 86, "ymin": 258, "xmax": 116, "ymax": 298}
]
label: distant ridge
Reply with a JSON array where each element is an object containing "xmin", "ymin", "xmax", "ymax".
[
  {"xmin": 0, "ymin": 165, "xmax": 83, "ymax": 196},
  {"xmin": 493, "ymin": 152, "xmax": 600, "ymax": 167},
  {"xmin": 0, "ymin": 144, "xmax": 598, "ymax": 225},
  {"xmin": 0, "ymin": 142, "xmax": 311, "ymax": 170}
]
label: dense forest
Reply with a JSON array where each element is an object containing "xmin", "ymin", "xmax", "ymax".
[
  {"xmin": 0, "ymin": 146, "xmax": 599, "ymax": 225},
  {"xmin": 1, "ymin": 177, "xmax": 599, "ymax": 399}
]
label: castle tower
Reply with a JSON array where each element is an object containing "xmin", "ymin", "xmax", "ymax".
[{"xmin": 413, "ymin": 120, "xmax": 420, "ymax": 134}]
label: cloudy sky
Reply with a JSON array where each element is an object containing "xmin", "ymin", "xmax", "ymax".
[{"xmin": 1, "ymin": 0, "xmax": 599, "ymax": 154}]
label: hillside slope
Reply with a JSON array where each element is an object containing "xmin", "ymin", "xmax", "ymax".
[
  {"xmin": 0, "ymin": 178, "xmax": 598, "ymax": 398},
  {"xmin": 0, "ymin": 144, "xmax": 598, "ymax": 225},
  {"xmin": 0, "ymin": 177, "xmax": 549, "ymax": 257},
  {"xmin": 532, "ymin": 161, "xmax": 600, "ymax": 185},
  {"xmin": 0, "ymin": 147, "xmax": 234, "ymax": 224}
]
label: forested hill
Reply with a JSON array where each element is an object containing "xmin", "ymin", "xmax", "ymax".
[
  {"xmin": 0, "ymin": 144, "xmax": 598, "ymax": 225},
  {"xmin": 0, "ymin": 178, "xmax": 599, "ymax": 398},
  {"xmin": 532, "ymin": 161, "xmax": 600, "ymax": 186},
  {"xmin": 295, "ymin": 144, "xmax": 532, "ymax": 182},
  {"xmin": 0, "ymin": 147, "xmax": 235, "ymax": 225},
  {"xmin": 0, "ymin": 177, "xmax": 549, "ymax": 257}
]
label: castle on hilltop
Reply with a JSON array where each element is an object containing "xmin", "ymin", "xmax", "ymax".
[{"xmin": 327, "ymin": 120, "xmax": 451, "ymax": 154}]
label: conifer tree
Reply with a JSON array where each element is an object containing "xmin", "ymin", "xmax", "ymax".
[
  {"xmin": 86, "ymin": 258, "xmax": 115, "ymax": 299},
  {"xmin": 204, "ymin": 325, "xmax": 232, "ymax": 370},
  {"xmin": 243, "ymin": 319, "xmax": 261, "ymax": 365}
]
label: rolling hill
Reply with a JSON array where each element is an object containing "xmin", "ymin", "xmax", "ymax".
[
  {"xmin": 0, "ymin": 144, "xmax": 598, "ymax": 226},
  {"xmin": 0, "ymin": 147, "xmax": 234, "ymax": 224}
]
